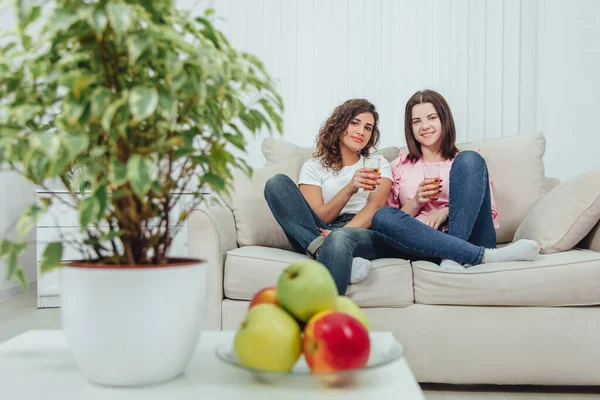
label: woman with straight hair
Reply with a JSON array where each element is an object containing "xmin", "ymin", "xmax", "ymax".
[{"xmin": 372, "ymin": 90, "xmax": 539, "ymax": 269}]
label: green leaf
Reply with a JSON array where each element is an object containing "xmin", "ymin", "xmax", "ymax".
[
  {"xmin": 21, "ymin": 34, "xmax": 32, "ymax": 51},
  {"xmin": 127, "ymin": 155, "xmax": 154, "ymax": 199},
  {"xmin": 0, "ymin": 239, "xmax": 10, "ymax": 258},
  {"xmin": 72, "ymin": 75, "xmax": 95, "ymax": 99},
  {"xmin": 129, "ymin": 86, "xmax": 158, "ymax": 122},
  {"xmin": 94, "ymin": 184, "xmax": 108, "ymax": 220},
  {"xmin": 106, "ymin": 3, "xmax": 134, "ymax": 41},
  {"xmin": 239, "ymin": 111, "xmax": 256, "ymax": 131},
  {"xmin": 127, "ymin": 33, "xmax": 151, "ymax": 65},
  {"xmin": 203, "ymin": 172, "xmax": 226, "ymax": 191},
  {"xmin": 90, "ymin": 87, "xmax": 113, "ymax": 120},
  {"xmin": 5, "ymin": 248, "xmax": 19, "ymax": 281},
  {"xmin": 40, "ymin": 242, "xmax": 63, "ymax": 274},
  {"xmin": 195, "ymin": 17, "xmax": 221, "ymax": 50},
  {"xmin": 158, "ymin": 87, "xmax": 175, "ymax": 117},
  {"xmin": 224, "ymin": 133, "xmax": 246, "ymax": 150},
  {"xmin": 174, "ymin": 148, "xmax": 194, "ymax": 160},
  {"xmin": 65, "ymin": 102, "xmax": 87, "ymax": 127},
  {"xmin": 101, "ymin": 96, "xmax": 127, "ymax": 132},
  {"xmin": 259, "ymin": 98, "xmax": 283, "ymax": 133},
  {"xmin": 49, "ymin": 9, "xmax": 79, "ymax": 33},
  {"xmin": 29, "ymin": 132, "xmax": 60, "ymax": 159},
  {"xmin": 79, "ymin": 196, "xmax": 100, "ymax": 227},
  {"xmin": 63, "ymin": 135, "xmax": 89, "ymax": 158},
  {"xmin": 24, "ymin": 6, "xmax": 41, "ymax": 30},
  {"xmin": 110, "ymin": 159, "xmax": 128, "ymax": 186},
  {"xmin": 3, "ymin": 242, "xmax": 27, "ymax": 282},
  {"xmin": 88, "ymin": 8, "xmax": 108, "ymax": 37},
  {"xmin": 17, "ymin": 205, "xmax": 46, "ymax": 239},
  {"xmin": 249, "ymin": 109, "xmax": 269, "ymax": 132},
  {"xmin": 15, "ymin": 269, "xmax": 28, "ymax": 289}
]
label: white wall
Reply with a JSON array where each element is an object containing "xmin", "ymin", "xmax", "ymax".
[
  {"xmin": 536, "ymin": 0, "xmax": 600, "ymax": 181},
  {"xmin": 190, "ymin": 0, "xmax": 599, "ymax": 181},
  {"xmin": 206, "ymin": 0, "xmax": 540, "ymax": 167}
]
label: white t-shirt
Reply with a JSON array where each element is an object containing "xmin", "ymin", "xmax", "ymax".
[{"xmin": 298, "ymin": 155, "xmax": 393, "ymax": 216}]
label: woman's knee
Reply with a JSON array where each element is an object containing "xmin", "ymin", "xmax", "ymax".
[
  {"xmin": 372, "ymin": 207, "xmax": 405, "ymax": 231},
  {"xmin": 454, "ymin": 150, "xmax": 486, "ymax": 171},
  {"xmin": 264, "ymin": 173, "xmax": 294, "ymax": 196},
  {"xmin": 323, "ymin": 228, "xmax": 371, "ymax": 250}
]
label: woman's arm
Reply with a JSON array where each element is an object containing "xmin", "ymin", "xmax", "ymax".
[
  {"xmin": 300, "ymin": 167, "xmax": 381, "ymax": 224},
  {"xmin": 299, "ymin": 184, "xmax": 353, "ymax": 224},
  {"xmin": 400, "ymin": 196, "xmax": 421, "ymax": 217},
  {"xmin": 345, "ymin": 178, "xmax": 393, "ymax": 228},
  {"xmin": 401, "ymin": 178, "xmax": 441, "ymax": 217}
]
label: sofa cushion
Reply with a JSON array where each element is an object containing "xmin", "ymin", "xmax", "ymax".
[
  {"xmin": 514, "ymin": 169, "xmax": 600, "ymax": 253},
  {"xmin": 223, "ymin": 246, "xmax": 414, "ymax": 307},
  {"xmin": 223, "ymin": 161, "xmax": 303, "ymax": 250},
  {"xmin": 458, "ymin": 133, "xmax": 547, "ymax": 243},
  {"xmin": 412, "ymin": 248, "xmax": 600, "ymax": 307}
]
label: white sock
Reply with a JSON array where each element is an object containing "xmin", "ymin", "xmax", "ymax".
[
  {"xmin": 484, "ymin": 239, "xmax": 540, "ymax": 264},
  {"xmin": 439, "ymin": 259, "xmax": 466, "ymax": 271},
  {"xmin": 350, "ymin": 257, "xmax": 372, "ymax": 284}
]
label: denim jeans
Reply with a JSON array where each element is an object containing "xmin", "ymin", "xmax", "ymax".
[
  {"xmin": 264, "ymin": 174, "xmax": 379, "ymax": 294},
  {"xmin": 372, "ymin": 151, "xmax": 496, "ymax": 265}
]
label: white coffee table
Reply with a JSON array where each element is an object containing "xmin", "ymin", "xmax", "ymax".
[{"xmin": 0, "ymin": 330, "xmax": 424, "ymax": 399}]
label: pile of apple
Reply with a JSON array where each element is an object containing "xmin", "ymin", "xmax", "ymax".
[{"xmin": 234, "ymin": 260, "xmax": 371, "ymax": 373}]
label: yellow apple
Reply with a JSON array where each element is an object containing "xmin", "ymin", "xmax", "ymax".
[
  {"xmin": 335, "ymin": 296, "xmax": 371, "ymax": 331},
  {"xmin": 234, "ymin": 304, "xmax": 302, "ymax": 371}
]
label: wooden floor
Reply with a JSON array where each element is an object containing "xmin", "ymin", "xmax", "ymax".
[{"xmin": 1, "ymin": 291, "xmax": 599, "ymax": 399}]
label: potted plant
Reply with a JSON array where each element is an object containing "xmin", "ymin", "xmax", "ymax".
[{"xmin": 0, "ymin": 0, "xmax": 282, "ymax": 387}]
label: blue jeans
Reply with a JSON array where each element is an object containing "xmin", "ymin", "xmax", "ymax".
[
  {"xmin": 372, "ymin": 151, "xmax": 496, "ymax": 265},
  {"xmin": 264, "ymin": 174, "xmax": 380, "ymax": 294}
]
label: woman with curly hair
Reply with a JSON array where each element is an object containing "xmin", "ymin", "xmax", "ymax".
[{"xmin": 264, "ymin": 99, "xmax": 392, "ymax": 294}]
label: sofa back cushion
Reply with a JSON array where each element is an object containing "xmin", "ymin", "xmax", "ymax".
[
  {"xmin": 458, "ymin": 133, "xmax": 547, "ymax": 243},
  {"xmin": 226, "ymin": 133, "xmax": 546, "ymax": 249},
  {"xmin": 514, "ymin": 169, "xmax": 600, "ymax": 253},
  {"xmin": 223, "ymin": 159, "xmax": 302, "ymax": 250}
]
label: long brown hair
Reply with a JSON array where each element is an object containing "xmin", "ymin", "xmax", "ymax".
[
  {"xmin": 404, "ymin": 90, "xmax": 458, "ymax": 162},
  {"xmin": 314, "ymin": 99, "xmax": 380, "ymax": 171}
]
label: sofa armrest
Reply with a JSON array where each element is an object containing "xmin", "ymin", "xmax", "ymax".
[
  {"xmin": 188, "ymin": 206, "xmax": 238, "ymax": 330},
  {"xmin": 580, "ymin": 221, "xmax": 600, "ymax": 253}
]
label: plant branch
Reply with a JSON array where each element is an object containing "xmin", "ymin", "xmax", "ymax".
[{"xmin": 98, "ymin": 28, "xmax": 113, "ymax": 90}]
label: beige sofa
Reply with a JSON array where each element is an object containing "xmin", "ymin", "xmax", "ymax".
[{"xmin": 189, "ymin": 133, "xmax": 600, "ymax": 386}]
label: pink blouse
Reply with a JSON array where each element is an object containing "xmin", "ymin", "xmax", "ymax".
[{"xmin": 386, "ymin": 149, "xmax": 500, "ymax": 229}]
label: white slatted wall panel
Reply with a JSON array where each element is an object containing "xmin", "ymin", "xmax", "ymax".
[{"xmin": 185, "ymin": 0, "xmax": 538, "ymax": 168}]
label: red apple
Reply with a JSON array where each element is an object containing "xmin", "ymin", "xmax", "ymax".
[
  {"xmin": 303, "ymin": 310, "xmax": 370, "ymax": 373},
  {"xmin": 249, "ymin": 286, "xmax": 278, "ymax": 309}
]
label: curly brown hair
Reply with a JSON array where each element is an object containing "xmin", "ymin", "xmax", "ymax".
[{"xmin": 313, "ymin": 99, "xmax": 380, "ymax": 171}]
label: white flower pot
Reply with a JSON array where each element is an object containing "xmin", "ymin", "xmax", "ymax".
[{"xmin": 60, "ymin": 259, "xmax": 207, "ymax": 387}]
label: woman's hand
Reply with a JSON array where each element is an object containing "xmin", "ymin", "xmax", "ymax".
[
  {"xmin": 421, "ymin": 207, "xmax": 449, "ymax": 230},
  {"xmin": 411, "ymin": 178, "xmax": 443, "ymax": 207},
  {"xmin": 318, "ymin": 228, "xmax": 332, "ymax": 237},
  {"xmin": 346, "ymin": 168, "xmax": 381, "ymax": 195}
]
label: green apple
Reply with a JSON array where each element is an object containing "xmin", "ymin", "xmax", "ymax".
[
  {"xmin": 336, "ymin": 295, "xmax": 371, "ymax": 331},
  {"xmin": 234, "ymin": 304, "xmax": 302, "ymax": 372},
  {"xmin": 276, "ymin": 260, "xmax": 338, "ymax": 322}
]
